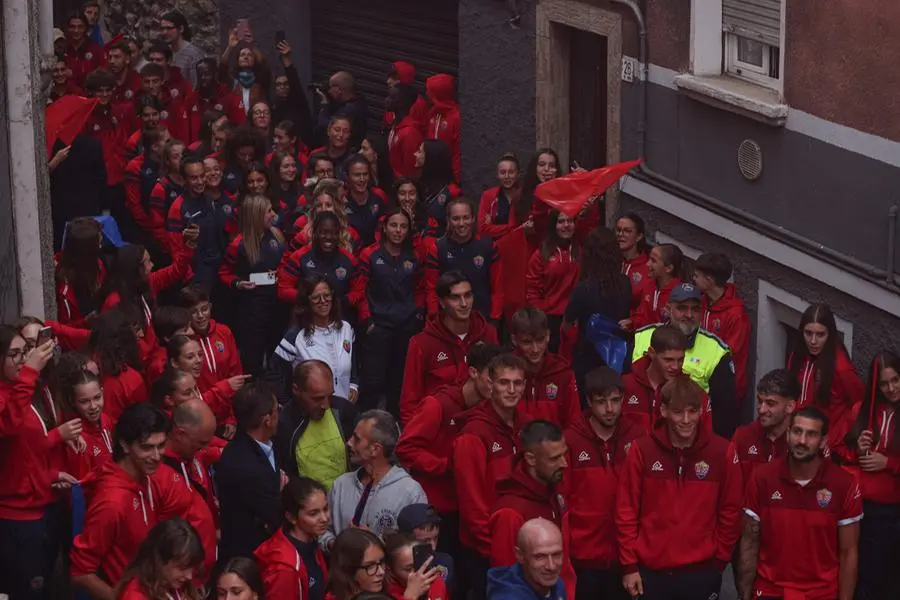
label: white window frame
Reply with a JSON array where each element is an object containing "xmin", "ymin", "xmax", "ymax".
[
  {"xmin": 724, "ymin": 33, "xmax": 780, "ymax": 89},
  {"xmin": 755, "ymin": 280, "xmax": 854, "ymax": 383}
]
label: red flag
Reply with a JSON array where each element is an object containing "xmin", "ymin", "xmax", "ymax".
[
  {"xmin": 495, "ymin": 226, "xmax": 528, "ymax": 317},
  {"xmin": 535, "ymin": 158, "xmax": 642, "ymax": 217},
  {"xmin": 45, "ymin": 95, "xmax": 99, "ymax": 157}
]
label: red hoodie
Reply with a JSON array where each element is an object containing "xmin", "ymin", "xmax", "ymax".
[
  {"xmin": 60, "ymin": 413, "xmax": 114, "ymax": 481},
  {"xmin": 102, "ymin": 366, "xmax": 149, "ymax": 425},
  {"xmin": 396, "ymin": 385, "xmax": 474, "ymax": 513},
  {"xmin": 702, "ymin": 284, "xmax": 751, "ymax": 400},
  {"xmin": 163, "ymin": 449, "xmax": 219, "ymax": 578},
  {"xmin": 70, "ymin": 462, "xmax": 191, "ymax": 585},
  {"xmin": 630, "ymin": 277, "xmax": 680, "ymax": 330},
  {"xmin": 400, "ymin": 313, "xmax": 498, "ymax": 424},
  {"xmin": 835, "ymin": 401, "xmax": 900, "ymax": 504},
  {"xmin": 255, "ymin": 528, "xmax": 329, "ymax": 600},
  {"xmin": 118, "ymin": 577, "xmax": 186, "ymax": 600},
  {"xmin": 616, "ymin": 423, "xmax": 742, "ymax": 573},
  {"xmin": 382, "ymin": 61, "xmax": 430, "ymax": 134},
  {"xmin": 517, "ymin": 353, "xmax": 580, "ymax": 429},
  {"xmin": 788, "ymin": 346, "xmax": 864, "ymax": 436},
  {"xmin": 385, "ymin": 572, "xmax": 448, "ymax": 600},
  {"xmin": 0, "ymin": 367, "xmax": 62, "ymax": 520},
  {"xmin": 426, "ymin": 74, "xmax": 461, "ymax": 182},
  {"xmin": 622, "ymin": 253, "xmax": 650, "ymax": 306},
  {"xmin": 55, "ymin": 257, "xmax": 106, "ymax": 327},
  {"xmin": 564, "ymin": 412, "xmax": 647, "ymax": 569},
  {"xmin": 622, "ymin": 356, "xmax": 712, "ymax": 432},
  {"xmin": 388, "ymin": 114, "xmax": 424, "ymax": 180},
  {"xmin": 489, "ymin": 460, "xmax": 576, "ymax": 600},
  {"xmin": 526, "ymin": 246, "xmax": 579, "ymax": 316},
  {"xmin": 452, "ymin": 403, "xmax": 529, "ymax": 556}
]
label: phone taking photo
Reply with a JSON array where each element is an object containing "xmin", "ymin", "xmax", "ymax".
[
  {"xmin": 36, "ymin": 326, "xmax": 54, "ymax": 346},
  {"xmin": 412, "ymin": 543, "xmax": 434, "ymax": 572},
  {"xmin": 236, "ymin": 18, "xmax": 251, "ymax": 41},
  {"xmin": 275, "ymin": 30, "xmax": 286, "ymax": 44}
]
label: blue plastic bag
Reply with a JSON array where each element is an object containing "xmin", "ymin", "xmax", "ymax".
[{"xmin": 585, "ymin": 313, "xmax": 628, "ymax": 373}]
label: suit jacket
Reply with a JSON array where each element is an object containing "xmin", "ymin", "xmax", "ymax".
[{"xmin": 215, "ymin": 429, "xmax": 282, "ymax": 561}]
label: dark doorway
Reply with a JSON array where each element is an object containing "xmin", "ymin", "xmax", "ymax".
[{"xmin": 568, "ymin": 28, "xmax": 608, "ymax": 170}]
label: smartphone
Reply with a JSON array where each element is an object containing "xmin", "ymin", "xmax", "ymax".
[
  {"xmin": 412, "ymin": 543, "xmax": 433, "ymax": 572},
  {"xmin": 36, "ymin": 326, "xmax": 54, "ymax": 346},
  {"xmin": 275, "ymin": 30, "xmax": 286, "ymax": 44},
  {"xmin": 185, "ymin": 210, "xmax": 203, "ymax": 227},
  {"xmin": 236, "ymin": 18, "xmax": 251, "ymax": 41}
]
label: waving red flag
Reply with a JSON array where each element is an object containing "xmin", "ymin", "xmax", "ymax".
[
  {"xmin": 535, "ymin": 158, "xmax": 642, "ymax": 217},
  {"xmin": 45, "ymin": 95, "xmax": 98, "ymax": 157}
]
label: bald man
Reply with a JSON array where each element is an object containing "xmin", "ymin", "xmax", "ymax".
[
  {"xmin": 487, "ymin": 518, "xmax": 567, "ymax": 600},
  {"xmin": 316, "ymin": 69, "xmax": 368, "ymax": 146},
  {"xmin": 164, "ymin": 398, "xmax": 219, "ymax": 579}
]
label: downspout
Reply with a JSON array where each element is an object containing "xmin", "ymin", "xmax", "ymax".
[{"xmin": 611, "ymin": 0, "xmax": 899, "ymax": 287}]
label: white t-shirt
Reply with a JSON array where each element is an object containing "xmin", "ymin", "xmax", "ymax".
[{"xmin": 274, "ymin": 321, "xmax": 357, "ymax": 399}]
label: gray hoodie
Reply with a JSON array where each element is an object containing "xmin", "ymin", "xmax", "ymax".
[{"xmin": 320, "ymin": 465, "xmax": 427, "ymax": 548}]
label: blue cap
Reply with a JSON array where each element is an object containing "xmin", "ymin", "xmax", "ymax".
[
  {"xmin": 669, "ymin": 282, "xmax": 702, "ymax": 303},
  {"xmin": 397, "ymin": 503, "xmax": 441, "ymax": 532}
]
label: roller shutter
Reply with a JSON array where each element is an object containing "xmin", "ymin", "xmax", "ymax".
[
  {"xmin": 310, "ymin": 0, "xmax": 459, "ymax": 135},
  {"xmin": 722, "ymin": 0, "xmax": 782, "ymax": 47}
]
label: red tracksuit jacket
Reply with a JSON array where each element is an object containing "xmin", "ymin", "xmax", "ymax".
[
  {"xmin": 702, "ymin": 284, "xmax": 751, "ymax": 399},
  {"xmin": 630, "ymin": 277, "xmax": 681, "ymax": 330},
  {"xmin": 489, "ymin": 459, "xmax": 576, "ymax": 600},
  {"xmin": 118, "ymin": 578, "xmax": 188, "ymax": 600},
  {"xmin": 399, "ymin": 313, "xmax": 498, "ymax": 424},
  {"xmin": 255, "ymin": 528, "xmax": 329, "ymax": 600},
  {"xmin": 453, "ymin": 403, "xmax": 529, "ymax": 556},
  {"xmin": 101, "ymin": 367, "xmax": 149, "ymax": 426},
  {"xmin": 194, "ymin": 319, "xmax": 243, "ymax": 391},
  {"xmin": 564, "ymin": 412, "xmax": 647, "ymax": 569},
  {"xmin": 526, "ymin": 246, "xmax": 579, "ymax": 317},
  {"xmin": 163, "ymin": 448, "xmax": 219, "ymax": 578},
  {"xmin": 55, "ymin": 258, "xmax": 106, "ymax": 327},
  {"xmin": 83, "ymin": 103, "xmax": 130, "ymax": 186},
  {"xmin": 0, "ymin": 367, "xmax": 61, "ymax": 520},
  {"xmin": 426, "ymin": 74, "xmax": 461, "ymax": 183},
  {"xmin": 727, "ymin": 419, "xmax": 789, "ymax": 486},
  {"xmin": 60, "ymin": 414, "xmax": 114, "ymax": 481},
  {"xmin": 516, "ymin": 353, "xmax": 581, "ymax": 429},
  {"xmin": 388, "ymin": 115, "xmax": 424, "ymax": 180},
  {"xmin": 615, "ymin": 424, "xmax": 742, "ymax": 572},
  {"xmin": 196, "ymin": 83, "xmax": 246, "ymax": 127},
  {"xmin": 396, "ymin": 385, "xmax": 473, "ymax": 513},
  {"xmin": 70, "ymin": 462, "xmax": 192, "ymax": 586},
  {"xmin": 835, "ymin": 402, "xmax": 900, "ymax": 504},
  {"xmin": 64, "ymin": 39, "xmax": 104, "ymax": 86},
  {"xmin": 622, "ymin": 253, "xmax": 650, "ymax": 306},
  {"xmin": 745, "ymin": 457, "xmax": 862, "ymax": 600},
  {"xmin": 788, "ymin": 346, "xmax": 864, "ymax": 437},
  {"xmin": 622, "ymin": 356, "xmax": 712, "ymax": 432}
]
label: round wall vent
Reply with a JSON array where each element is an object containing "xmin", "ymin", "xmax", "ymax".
[{"xmin": 737, "ymin": 139, "xmax": 763, "ymax": 181}]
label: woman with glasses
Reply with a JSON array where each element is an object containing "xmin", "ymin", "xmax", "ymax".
[
  {"xmin": 326, "ymin": 529, "xmax": 387, "ymax": 600},
  {"xmin": 269, "ymin": 275, "xmax": 357, "ymax": 403},
  {"xmin": 255, "ymin": 477, "xmax": 331, "ymax": 600},
  {"xmin": 0, "ymin": 324, "xmax": 71, "ymax": 600},
  {"xmin": 250, "ymin": 102, "xmax": 273, "ymax": 151}
]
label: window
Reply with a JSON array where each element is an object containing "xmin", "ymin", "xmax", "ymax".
[{"xmin": 723, "ymin": 0, "xmax": 783, "ymax": 88}]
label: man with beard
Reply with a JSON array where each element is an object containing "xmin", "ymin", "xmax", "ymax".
[
  {"xmin": 729, "ymin": 369, "xmax": 799, "ymax": 483},
  {"xmin": 739, "ymin": 407, "xmax": 862, "ymax": 600},
  {"xmin": 616, "ymin": 377, "xmax": 742, "ymax": 600},
  {"xmin": 489, "ymin": 420, "xmax": 576, "ymax": 600},
  {"xmin": 632, "ymin": 282, "xmax": 737, "ymax": 438}
]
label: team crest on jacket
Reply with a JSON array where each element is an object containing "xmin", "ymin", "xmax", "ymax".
[
  {"xmin": 343, "ymin": 339, "xmax": 351, "ymax": 353},
  {"xmin": 160, "ymin": 110, "xmax": 169, "ymax": 120},
  {"xmin": 694, "ymin": 461, "xmax": 710, "ymax": 479},
  {"xmin": 631, "ymin": 272, "xmax": 642, "ymax": 283},
  {"xmin": 170, "ymin": 88, "xmax": 180, "ymax": 98},
  {"xmin": 335, "ymin": 267, "xmax": 347, "ymax": 280},
  {"xmin": 556, "ymin": 494, "xmax": 567, "ymax": 513},
  {"xmin": 546, "ymin": 383, "xmax": 558, "ymax": 399},
  {"xmin": 816, "ymin": 488, "xmax": 833, "ymax": 508},
  {"xmin": 473, "ymin": 255, "xmax": 484, "ymax": 268},
  {"xmin": 402, "ymin": 260, "xmax": 414, "ymax": 273},
  {"xmin": 133, "ymin": 498, "xmax": 140, "ymax": 511},
  {"xmin": 222, "ymin": 204, "xmax": 232, "ymax": 214},
  {"xmin": 124, "ymin": 89, "xmax": 134, "ymax": 99},
  {"xmin": 84, "ymin": 51, "xmax": 93, "ymax": 60},
  {"xmin": 712, "ymin": 318, "xmax": 721, "ymax": 330},
  {"xmin": 214, "ymin": 103, "xmax": 223, "ymax": 111},
  {"xmin": 215, "ymin": 341, "xmax": 225, "ymax": 352},
  {"xmin": 269, "ymin": 238, "xmax": 280, "ymax": 249},
  {"xmin": 370, "ymin": 204, "xmax": 379, "ymax": 214}
]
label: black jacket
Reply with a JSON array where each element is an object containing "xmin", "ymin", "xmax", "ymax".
[
  {"xmin": 50, "ymin": 136, "xmax": 107, "ymax": 250},
  {"xmin": 316, "ymin": 95, "xmax": 368, "ymax": 147},
  {"xmin": 273, "ymin": 395, "xmax": 357, "ymax": 483},
  {"xmin": 215, "ymin": 429, "xmax": 282, "ymax": 561},
  {"xmin": 272, "ymin": 64, "xmax": 314, "ymax": 147}
]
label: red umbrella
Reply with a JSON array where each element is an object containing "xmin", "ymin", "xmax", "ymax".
[
  {"xmin": 45, "ymin": 95, "xmax": 98, "ymax": 158},
  {"xmin": 535, "ymin": 158, "xmax": 642, "ymax": 217}
]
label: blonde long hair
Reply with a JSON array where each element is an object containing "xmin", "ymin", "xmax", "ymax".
[
  {"xmin": 240, "ymin": 194, "xmax": 284, "ymax": 266},
  {"xmin": 304, "ymin": 179, "xmax": 353, "ymax": 252}
]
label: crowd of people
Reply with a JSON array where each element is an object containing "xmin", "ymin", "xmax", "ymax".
[{"xmin": 3, "ymin": 4, "xmax": 897, "ymax": 600}]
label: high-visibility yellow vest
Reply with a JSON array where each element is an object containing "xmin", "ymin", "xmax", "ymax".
[{"xmin": 632, "ymin": 325, "xmax": 731, "ymax": 392}]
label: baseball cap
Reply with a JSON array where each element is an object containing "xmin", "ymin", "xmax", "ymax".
[
  {"xmin": 397, "ymin": 504, "xmax": 441, "ymax": 533},
  {"xmin": 668, "ymin": 282, "xmax": 701, "ymax": 303}
]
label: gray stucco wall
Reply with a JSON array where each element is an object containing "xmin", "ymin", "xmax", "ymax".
[{"xmin": 458, "ymin": 0, "xmax": 536, "ymax": 198}]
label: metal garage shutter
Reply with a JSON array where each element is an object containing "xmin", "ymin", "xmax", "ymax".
[
  {"xmin": 311, "ymin": 0, "xmax": 459, "ymax": 135},
  {"xmin": 723, "ymin": 0, "xmax": 782, "ymax": 47}
]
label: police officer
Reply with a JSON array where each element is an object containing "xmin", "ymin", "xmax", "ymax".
[{"xmin": 632, "ymin": 282, "xmax": 738, "ymax": 437}]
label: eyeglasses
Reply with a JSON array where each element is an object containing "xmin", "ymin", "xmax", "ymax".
[
  {"xmin": 6, "ymin": 348, "xmax": 29, "ymax": 363},
  {"xmin": 357, "ymin": 559, "xmax": 385, "ymax": 576},
  {"xmin": 252, "ymin": 109, "xmax": 270, "ymax": 116},
  {"xmin": 309, "ymin": 293, "xmax": 332, "ymax": 304}
]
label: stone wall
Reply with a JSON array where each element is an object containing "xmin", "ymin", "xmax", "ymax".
[{"xmin": 104, "ymin": 0, "xmax": 220, "ymax": 55}]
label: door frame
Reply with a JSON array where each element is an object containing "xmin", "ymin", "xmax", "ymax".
[{"xmin": 535, "ymin": 0, "xmax": 623, "ymax": 223}]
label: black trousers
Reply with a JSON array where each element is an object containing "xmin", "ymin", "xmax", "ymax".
[
  {"xmin": 575, "ymin": 566, "xmax": 628, "ymax": 600},
  {"xmin": 639, "ymin": 566, "xmax": 722, "ymax": 600},
  {"xmin": 856, "ymin": 501, "xmax": 900, "ymax": 600},
  {"xmin": 358, "ymin": 318, "xmax": 422, "ymax": 418},
  {"xmin": 457, "ymin": 544, "xmax": 489, "ymax": 600},
  {"xmin": 0, "ymin": 503, "xmax": 64, "ymax": 600}
]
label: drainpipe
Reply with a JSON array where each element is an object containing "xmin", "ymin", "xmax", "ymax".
[
  {"xmin": 610, "ymin": 0, "xmax": 899, "ymax": 288},
  {"xmin": 888, "ymin": 206, "xmax": 898, "ymax": 284}
]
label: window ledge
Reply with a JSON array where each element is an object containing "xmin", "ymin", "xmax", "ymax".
[{"xmin": 673, "ymin": 73, "xmax": 788, "ymax": 126}]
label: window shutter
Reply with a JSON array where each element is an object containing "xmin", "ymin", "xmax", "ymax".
[{"xmin": 723, "ymin": 0, "xmax": 782, "ymax": 47}]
